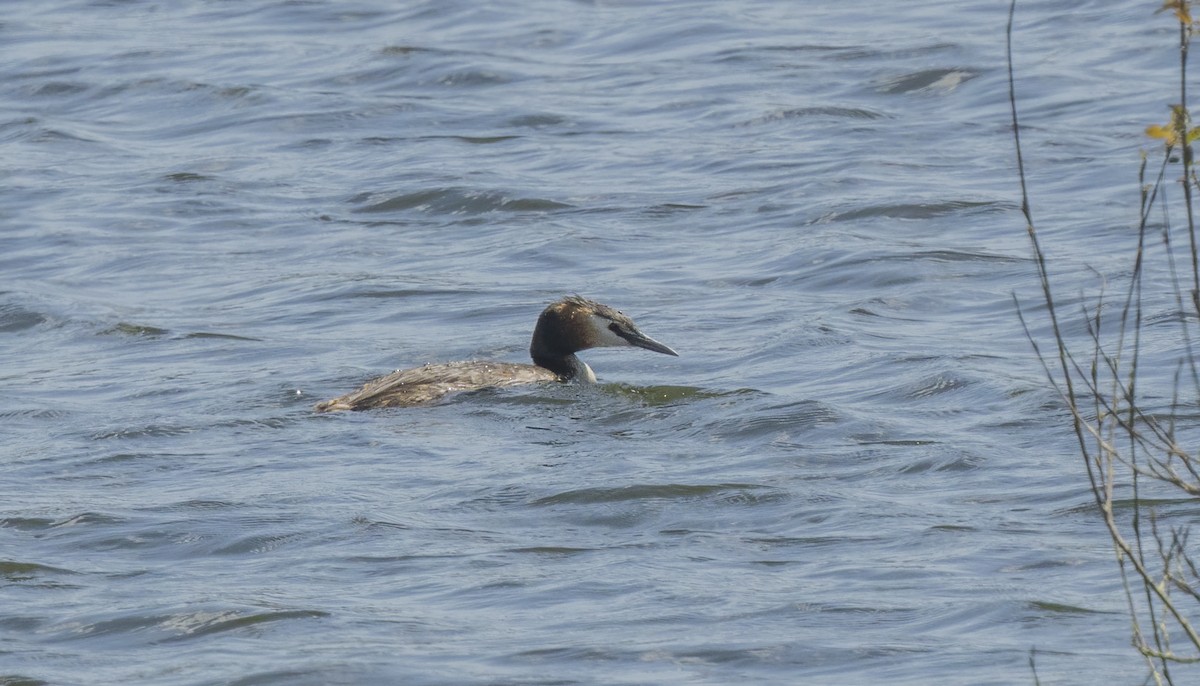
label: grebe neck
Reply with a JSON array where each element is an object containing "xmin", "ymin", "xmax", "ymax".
[{"xmin": 531, "ymin": 352, "xmax": 596, "ymax": 382}]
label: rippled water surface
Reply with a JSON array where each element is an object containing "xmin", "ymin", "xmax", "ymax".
[{"xmin": 1, "ymin": 1, "xmax": 1182, "ymax": 683}]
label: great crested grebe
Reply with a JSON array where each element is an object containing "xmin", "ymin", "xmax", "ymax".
[{"xmin": 314, "ymin": 295, "xmax": 678, "ymax": 411}]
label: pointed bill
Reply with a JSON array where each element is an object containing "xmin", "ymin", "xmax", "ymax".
[{"xmin": 624, "ymin": 328, "xmax": 678, "ymax": 356}]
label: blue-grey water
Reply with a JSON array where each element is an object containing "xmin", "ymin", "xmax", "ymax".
[{"xmin": 1, "ymin": 1, "xmax": 1178, "ymax": 683}]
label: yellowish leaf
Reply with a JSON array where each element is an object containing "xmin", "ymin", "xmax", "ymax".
[
  {"xmin": 1158, "ymin": 0, "xmax": 1194, "ymax": 24},
  {"xmin": 1147, "ymin": 124, "xmax": 1177, "ymax": 143}
]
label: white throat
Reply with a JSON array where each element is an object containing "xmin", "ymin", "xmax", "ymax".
[{"xmin": 578, "ymin": 360, "xmax": 597, "ymax": 383}]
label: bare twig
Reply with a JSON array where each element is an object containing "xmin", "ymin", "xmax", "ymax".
[{"xmin": 1009, "ymin": 1, "xmax": 1200, "ymax": 681}]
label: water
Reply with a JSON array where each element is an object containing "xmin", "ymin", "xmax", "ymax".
[{"xmin": 0, "ymin": 0, "xmax": 1180, "ymax": 683}]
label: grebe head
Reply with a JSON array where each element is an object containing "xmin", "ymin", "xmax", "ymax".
[{"xmin": 529, "ymin": 295, "xmax": 678, "ymax": 380}]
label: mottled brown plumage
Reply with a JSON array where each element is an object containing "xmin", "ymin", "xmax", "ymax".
[{"xmin": 315, "ymin": 295, "xmax": 677, "ymax": 411}]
